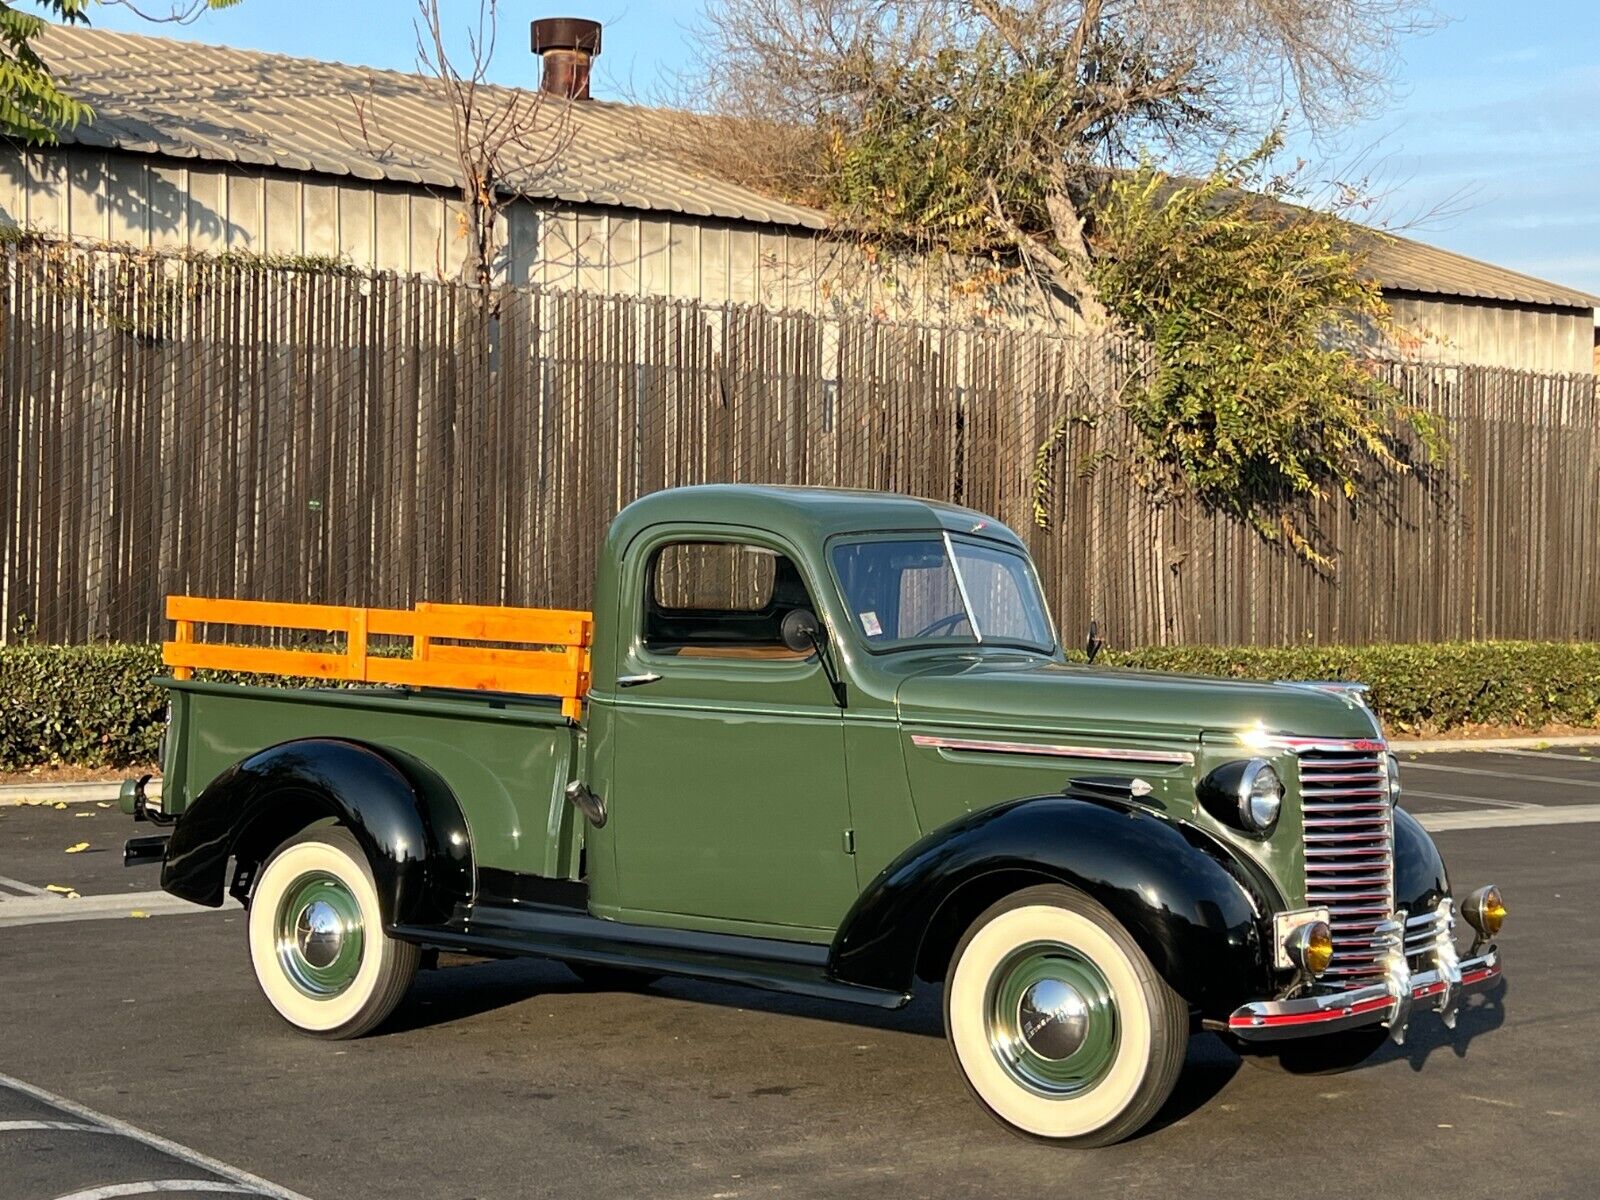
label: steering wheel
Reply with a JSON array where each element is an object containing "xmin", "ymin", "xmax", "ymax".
[{"xmin": 912, "ymin": 611, "xmax": 971, "ymax": 638}]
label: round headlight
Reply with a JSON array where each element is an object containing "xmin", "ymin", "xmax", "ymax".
[
  {"xmin": 1239, "ymin": 760, "xmax": 1283, "ymax": 832},
  {"xmin": 1385, "ymin": 752, "xmax": 1402, "ymax": 806},
  {"xmin": 1285, "ymin": 919, "xmax": 1334, "ymax": 976},
  {"xmin": 1462, "ymin": 884, "xmax": 1506, "ymax": 938}
]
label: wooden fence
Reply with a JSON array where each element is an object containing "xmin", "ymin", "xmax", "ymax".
[{"xmin": 3, "ymin": 240, "xmax": 1597, "ymax": 648}]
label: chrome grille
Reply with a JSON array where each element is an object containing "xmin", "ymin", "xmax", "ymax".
[
  {"xmin": 1299, "ymin": 746, "xmax": 1394, "ymax": 981},
  {"xmin": 1404, "ymin": 907, "xmax": 1449, "ymax": 968}
]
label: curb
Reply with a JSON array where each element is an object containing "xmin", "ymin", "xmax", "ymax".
[
  {"xmin": 0, "ymin": 779, "xmax": 162, "ymax": 807},
  {"xmin": 1390, "ymin": 734, "xmax": 1600, "ymax": 754}
]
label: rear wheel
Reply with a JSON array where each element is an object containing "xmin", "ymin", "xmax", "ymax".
[
  {"xmin": 944, "ymin": 885, "xmax": 1189, "ymax": 1146},
  {"xmin": 247, "ymin": 827, "xmax": 418, "ymax": 1039}
]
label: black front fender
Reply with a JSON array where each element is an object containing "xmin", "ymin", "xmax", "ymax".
[
  {"xmin": 829, "ymin": 794, "xmax": 1281, "ymax": 1018},
  {"xmin": 160, "ymin": 738, "xmax": 471, "ymax": 928},
  {"xmin": 1395, "ymin": 805, "xmax": 1450, "ymax": 913}
]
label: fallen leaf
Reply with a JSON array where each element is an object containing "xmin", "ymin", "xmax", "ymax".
[
  {"xmin": 96, "ymin": 801, "xmax": 113, "ymax": 809},
  {"xmin": 76, "ymin": 812, "xmax": 95, "ymax": 818},
  {"xmin": 45, "ymin": 884, "xmax": 74, "ymax": 894},
  {"xmin": 129, "ymin": 910, "xmax": 150, "ymax": 919},
  {"xmin": 64, "ymin": 841, "xmax": 89, "ymax": 854},
  {"xmin": 53, "ymin": 801, "xmax": 67, "ymax": 810}
]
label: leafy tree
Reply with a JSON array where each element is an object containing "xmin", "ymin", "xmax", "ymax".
[
  {"xmin": 696, "ymin": 0, "xmax": 1436, "ymax": 324},
  {"xmin": 1, "ymin": 2, "xmax": 91, "ymax": 141},
  {"xmin": 696, "ymin": 1, "xmax": 1444, "ymax": 567},
  {"xmin": 1086, "ymin": 138, "xmax": 1448, "ymax": 565},
  {"xmin": 1, "ymin": 1, "xmax": 238, "ymax": 143}
]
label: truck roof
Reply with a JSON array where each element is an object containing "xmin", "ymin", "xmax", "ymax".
[{"xmin": 608, "ymin": 485, "xmax": 1027, "ymax": 551}]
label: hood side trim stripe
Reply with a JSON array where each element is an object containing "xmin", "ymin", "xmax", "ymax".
[{"xmin": 909, "ymin": 734, "xmax": 1195, "ymax": 766}]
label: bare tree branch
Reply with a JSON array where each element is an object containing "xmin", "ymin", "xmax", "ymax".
[{"xmin": 406, "ymin": 0, "xmax": 572, "ymax": 304}]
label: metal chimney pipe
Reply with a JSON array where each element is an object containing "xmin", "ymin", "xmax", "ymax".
[{"xmin": 531, "ymin": 17, "xmax": 602, "ymax": 99}]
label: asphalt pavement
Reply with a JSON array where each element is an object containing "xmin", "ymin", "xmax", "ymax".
[{"xmin": 0, "ymin": 745, "xmax": 1594, "ymax": 1200}]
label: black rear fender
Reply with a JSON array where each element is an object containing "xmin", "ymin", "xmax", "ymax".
[
  {"xmin": 829, "ymin": 793, "xmax": 1281, "ymax": 1018},
  {"xmin": 160, "ymin": 738, "xmax": 471, "ymax": 928}
]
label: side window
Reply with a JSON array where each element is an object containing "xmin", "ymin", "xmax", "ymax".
[{"xmin": 643, "ymin": 541, "xmax": 813, "ymax": 660}]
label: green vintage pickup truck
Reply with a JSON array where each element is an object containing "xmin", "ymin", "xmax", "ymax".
[{"xmin": 123, "ymin": 485, "xmax": 1505, "ymax": 1145}]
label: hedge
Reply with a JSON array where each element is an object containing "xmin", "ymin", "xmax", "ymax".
[
  {"xmin": 4, "ymin": 639, "xmax": 1600, "ymax": 770},
  {"xmin": 1089, "ymin": 641, "xmax": 1600, "ymax": 734}
]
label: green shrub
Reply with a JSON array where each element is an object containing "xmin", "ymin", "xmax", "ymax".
[
  {"xmin": 4, "ymin": 639, "xmax": 1599, "ymax": 771},
  {"xmin": 0, "ymin": 643, "xmax": 167, "ymax": 769},
  {"xmin": 0, "ymin": 642, "xmax": 377, "ymax": 771},
  {"xmin": 1084, "ymin": 641, "xmax": 1600, "ymax": 734}
]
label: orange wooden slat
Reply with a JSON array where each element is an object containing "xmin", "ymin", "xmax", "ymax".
[
  {"xmin": 163, "ymin": 595, "xmax": 594, "ymax": 720},
  {"xmin": 365, "ymin": 606, "xmax": 591, "ymax": 646},
  {"xmin": 423, "ymin": 644, "xmax": 579, "ymax": 671},
  {"xmin": 167, "ymin": 596, "xmax": 356, "ymax": 632},
  {"xmin": 363, "ymin": 657, "xmax": 579, "ymax": 695},
  {"xmin": 164, "ymin": 642, "xmax": 350, "ymax": 680},
  {"xmin": 171, "ymin": 618, "xmax": 195, "ymax": 682},
  {"xmin": 408, "ymin": 601, "xmax": 593, "ymax": 626}
]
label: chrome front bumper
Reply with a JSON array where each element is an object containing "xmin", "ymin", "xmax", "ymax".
[{"xmin": 1228, "ymin": 941, "xmax": 1503, "ymax": 1044}]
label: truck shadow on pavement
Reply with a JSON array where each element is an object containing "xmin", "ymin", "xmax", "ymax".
[
  {"xmin": 1371, "ymin": 984, "xmax": 1510, "ymax": 1073},
  {"xmin": 385, "ymin": 953, "xmax": 954, "ymax": 1039}
]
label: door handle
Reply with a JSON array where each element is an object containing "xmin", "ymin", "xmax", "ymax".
[{"xmin": 616, "ymin": 672, "xmax": 663, "ymax": 687}]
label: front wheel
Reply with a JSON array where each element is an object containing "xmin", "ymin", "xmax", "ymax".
[
  {"xmin": 247, "ymin": 826, "xmax": 419, "ymax": 1039},
  {"xmin": 944, "ymin": 885, "xmax": 1189, "ymax": 1146}
]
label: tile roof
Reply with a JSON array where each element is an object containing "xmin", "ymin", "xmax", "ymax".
[
  {"xmin": 1355, "ymin": 229, "xmax": 1598, "ymax": 311},
  {"xmin": 34, "ymin": 23, "xmax": 829, "ymax": 231},
  {"xmin": 28, "ymin": 24, "xmax": 1600, "ymax": 312}
]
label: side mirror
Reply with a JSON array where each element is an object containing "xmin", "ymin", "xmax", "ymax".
[{"xmin": 781, "ymin": 608, "xmax": 824, "ymax": 654}]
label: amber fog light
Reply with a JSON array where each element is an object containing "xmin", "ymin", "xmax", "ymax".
[
  {"xmin": 1285, "ymin": 920, "xmax": 1334, "ymax": 976},
  {"xmin": 1462, "ymin": 885, "xmax": 1506, "ymax": 938}
]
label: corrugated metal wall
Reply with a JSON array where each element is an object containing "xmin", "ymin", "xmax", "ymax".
[
  {"xmin": 3, "ymin": 144, "xmax": 1592, "ymax": 369},
  {"xmin": 1386, "ymin": 293, "xmax": 1593, "ymax": 374},
  {"xmin": 0, "ymin": 144, "xmax": 1077, "ymax": 329}
]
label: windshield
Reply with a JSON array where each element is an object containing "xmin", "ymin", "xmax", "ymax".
[{"xmin": 830, "ymin": 535, "xmax": 1055, "ymax": 652}]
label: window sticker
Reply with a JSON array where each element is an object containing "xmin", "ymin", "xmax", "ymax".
[{"xmin": 859, "ymin": 610, "xmax": 883, "ymax": 637}]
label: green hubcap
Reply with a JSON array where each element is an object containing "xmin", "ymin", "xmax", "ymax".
[
  {"xmin": 274, "ymin": 871, "xmax": 365, "ymax": 998},
  {"xmin": 985, "ymin": 941, "xmax": 1119, "ymax": 1097}
]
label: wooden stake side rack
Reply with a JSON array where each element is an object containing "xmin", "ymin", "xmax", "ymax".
[{"xmin": 163, "ymin": 596, "xmax": 594, "ymax": 722}]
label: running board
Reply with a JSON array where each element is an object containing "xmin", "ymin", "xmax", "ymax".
[{"xmin": 390, "ymin": 903, "xmax": 910, "ymax": 1010}]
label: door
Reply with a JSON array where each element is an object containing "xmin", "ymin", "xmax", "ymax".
[{"xmin": 605, "ymin": 531, "xmax": 857, "ymax": 934}]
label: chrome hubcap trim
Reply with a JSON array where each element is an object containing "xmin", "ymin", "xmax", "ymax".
[
  {"xmin": 984, "ymin": 940, "xmax": 1119, "ymax": 1098},
  {"xmin": 1017, "ymin": 978, "xmax": 1092, "ymax": 1061},
  {"xmin": 274, "ymin": 870, "xmax": 365, "ymax": 999}
]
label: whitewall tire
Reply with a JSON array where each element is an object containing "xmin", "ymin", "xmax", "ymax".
[
  {"xmin": 944, "ymin": 884, "xmax": 1189, "ymax": 1146},
  {"xmin": 247, "ymin": 826, "xmax": 419, "ymax": 1039}
]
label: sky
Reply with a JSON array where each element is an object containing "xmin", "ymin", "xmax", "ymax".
[{"xmin": 84, "ymin": 0, "xmax": 1600, "ymax": 295}]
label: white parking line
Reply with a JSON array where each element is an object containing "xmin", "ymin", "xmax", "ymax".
[
  {"xmin": 0, "ymin": 890, "xmax": 221, "ymax": 929},
  {"xmin": 0, "ymin": 873, "xmax": 53, "ymax": 898},
  {"xmin": 0, "ymin": 1073, "xmax": 311, "ymax": 1200},
  {"xmin": 0, "ymin": 1120, "xmax": 104, "ymax": 1133},
  {"xmin": 1401, "ymin": 789, "xmax": 1536, "ymax": 809},
  {"xmin": 1417, "ymin": 803, "xmax": 1600, "ymax": 832},
  {"xmin": 1492, "ymin": 748, "xmax": 1600, "ymax": 764},
  {"xmin": 1402, "ymin": 761, "xmax": 1600, "ymax": 790},
  {"xmin": 52, "ymin": 1183, "xmax": 259, "ymax": 1199}
]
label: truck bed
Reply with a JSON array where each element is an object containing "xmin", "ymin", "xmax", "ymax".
[{"xmin": 161, "ymin": 679, "xmax": 585, "ymax": 881}]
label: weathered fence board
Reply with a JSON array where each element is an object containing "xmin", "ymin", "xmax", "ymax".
[{"xmin": 2, "ymin": 241, "xmax": 1597, "ymax": 648}]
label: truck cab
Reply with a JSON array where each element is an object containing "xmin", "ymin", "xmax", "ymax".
[{"xmin": 126, "ymin": 485, "xmax": 1507, "ymax": 1146}]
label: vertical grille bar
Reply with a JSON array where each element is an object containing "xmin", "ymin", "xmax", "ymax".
[{"xmin": 1298, "ymin": 747, "xmax": 1394, "ymax": 981}]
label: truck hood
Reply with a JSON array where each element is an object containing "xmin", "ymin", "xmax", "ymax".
[{"xmin": 895, "ymin": 655, "xmax": 1380, "ymax": 744}]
